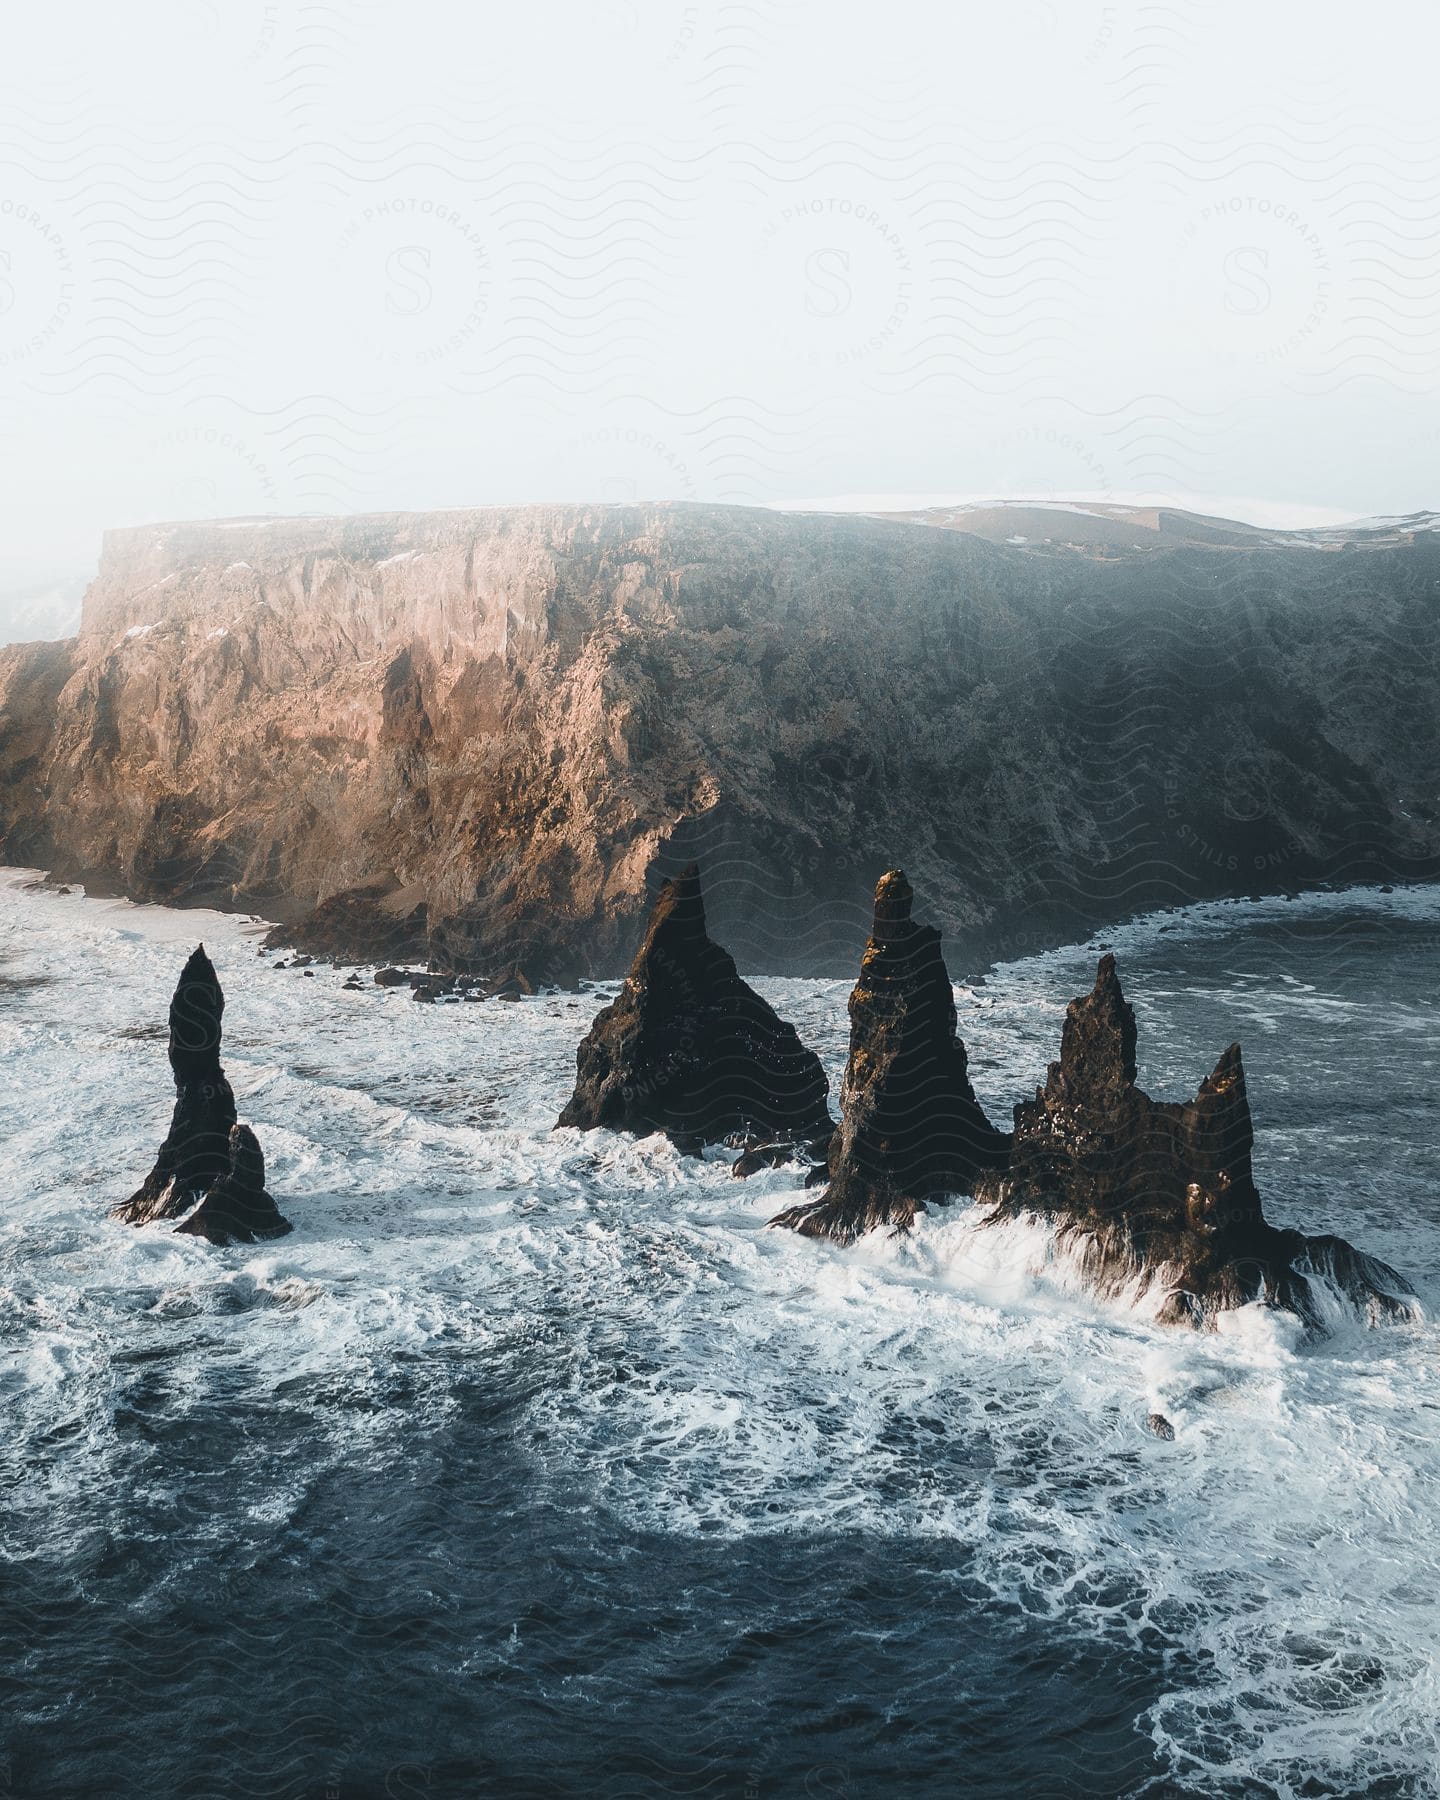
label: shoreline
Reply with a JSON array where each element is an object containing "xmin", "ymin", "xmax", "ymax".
[{"xmin": 7, "ymin": 862, "xmax": 1439, "ymax": 991}]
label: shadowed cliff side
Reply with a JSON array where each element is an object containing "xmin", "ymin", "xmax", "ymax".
[
  {"xmin": 2, "ymin": 503, "xmax": 1437, "ymax": 977},
  {"xmin": 974, "ymin": 955, "xmax": 1415, "ymax": 1329},
  {"xmin": 771, "ymin": 869, "xmax": 1009, "ymax": 1241},
  {"xmin": 557, "ymin": 861, "xmax": 832, "ymax": 1153}
]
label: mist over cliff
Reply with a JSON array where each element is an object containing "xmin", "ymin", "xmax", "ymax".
[{"xmin": 1, "ymin": 502, "xmax": 1436, "ymax": 978}]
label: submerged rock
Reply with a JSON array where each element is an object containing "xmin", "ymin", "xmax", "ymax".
[
  {"xmin": 176, "ymin": 1124, "xmax": 293, "ymax": 1245},
  {"xmin": 113, "ymin": 945, "xmax": 238, "ymax": 1225},
  {"xmin": 732, "ymin": 1139, "xmax": 830, "ymax": 1180},
  {"xmin": 771, "ymin": 869, "xmax": 1009, "ymax": 1243},
  {"xmin": 975, "ymin": 954, "xmax": 1413, "ymax": 1330},
  {"xmin": 556, "ymin": 862, "xmax": 832, "ymax": 1153}
]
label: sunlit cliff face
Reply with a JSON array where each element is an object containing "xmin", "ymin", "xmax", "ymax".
[{"xmin": 2, "ymin": 504, "xmax": 1437, "ymax": 981}]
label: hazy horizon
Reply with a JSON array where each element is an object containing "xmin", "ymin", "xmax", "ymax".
[
  {"xmin": 3, "ymin": 0, "xmax": 1438, "ymax": 639},
  {"xmin": 4, "ymin": 483, "xmax": 1432, "ymax": 647}
]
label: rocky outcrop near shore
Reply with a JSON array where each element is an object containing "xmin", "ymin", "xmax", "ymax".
[
  {"xmin": 2, "ymin": 502, "xmax": 1437, "ymax": 977},
  {"xmin": 115, "ymin": 945, "xmax": 239, "ymax": 1224},
  {"xmin": 771, "ymin": 869, "xmax": 1008, "ymax": 1241},
  {"xmin": 115, "ymin": 944, "xmax": 290, "ymax": 1241},
  {"xmin": 557, "ymin": 862, "xmax": 832, "ymax": 1153},
  {"xmin": 176, "ymin": 1123, "xmax": 292, "ymax": 1246},
  {"xmin": 974, "ymin": 954, "xmax": 1414, "ymax": 1329},
  {"xmin": 768, "ymin": 915, "xmax": 1412, "ymax": 1330}
]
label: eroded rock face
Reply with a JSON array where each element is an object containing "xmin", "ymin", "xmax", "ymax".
[
  {"xmin": 114, "ymin": 945, "xmax": 238, "ymax": 1225},
  {"xmin": 175, "ymin": 1123, "xmax": 292, "ymax": 1245},
  {"xmin": 771, "ymin": 869, "xmax": 1009, "ymax": 1242},
  {"xmin": 556, "ymin": 862, "xmax": 832, "ymax": 1153},
  {"xmin": 974, "ymin": 954, "xmax": 1413, "ymax": 1329},
  {"xmin": 2, "ymin": 504, "xmax": 1437, "ymax": 979}
]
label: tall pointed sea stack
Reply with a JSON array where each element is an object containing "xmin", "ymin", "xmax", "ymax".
[
  {"xmin": 975, "ymin": 954, "xmax": 1413, "ymax": 1328},
  {"xmin": 176, "ymin": 1124, "xmax": 292, "ymax": 1245},
  {"xmin": 556, "ymin": 862, "xmax": 832, "ymax": 1153},
  {"xmin": 772, "ymin": 869, "xmax": 1009, "ymax": 1242},
  {"xmin": 113, "ymin": 945, "xmax": 239, "ymax": 1225}
]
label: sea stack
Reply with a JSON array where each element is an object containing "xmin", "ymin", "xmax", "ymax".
[
  {"xmin": 176, "ymin": 1124, "xmax": 293, "ymax": 1245},
  {"xmin": 974, "ymin": 954, "xmax": 1413, "ymax": 1329},
  {"xmin": 771, "ymin": 869, "xmax": 1009, "ymax": 1242},
  {"xmin": 556, "ymin": 862, "xmax": 832, "ymax": 1154},
  {"xmin": 113, "ymin": 945, "xmax": 239, "ymax": 1225}
]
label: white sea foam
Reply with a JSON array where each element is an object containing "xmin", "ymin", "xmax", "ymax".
[{"xmin": 1, "ymin": 870, "xmax": 1438, "ymax": 1792}]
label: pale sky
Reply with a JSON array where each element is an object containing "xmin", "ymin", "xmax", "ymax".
[{"xmin": 3, "ymin": 0, "xmax": 1438, "ymax": 639}]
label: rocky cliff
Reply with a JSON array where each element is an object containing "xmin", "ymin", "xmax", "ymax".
[{"xmin": 1, "ymin": 503, "xmax": 1437, "ymax": 977}]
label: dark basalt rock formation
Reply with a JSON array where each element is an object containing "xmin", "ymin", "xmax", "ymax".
[
  {"xmin": 975, "ymin": 954, "xmax": 1413, "ymax": 1330},
  {"xmin": 175, "ymin": 1123, "xmax": 293, "ymax": 1245},
  {"xmin": 732, "ymin": 1139, "xmax": 827, "ymax": 1179},
  {"xmin": 556, "ymin": 862, "xmax": 832, "ymax": 1154},
  {"xmin": 113, "ymin": 945, "xmax": 239, "ymax": 1224},
  {"xmin": 771, "ymin": 869, "xmax": 1010, "ymax": 1243}
]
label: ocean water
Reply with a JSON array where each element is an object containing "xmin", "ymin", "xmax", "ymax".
[{"xmin": 2, "ymin": 869, "xmax": 1439, "ymax": 1799}]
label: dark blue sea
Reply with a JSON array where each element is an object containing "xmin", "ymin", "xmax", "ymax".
[{"xmin": 3, "ymin": 872, "xmax": 1438, "ymax": 1798}]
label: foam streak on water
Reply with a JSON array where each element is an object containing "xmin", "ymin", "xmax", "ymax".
[{"xmin": 2, "ymin": 871, "xmax": 1439, "ymax": 1797}]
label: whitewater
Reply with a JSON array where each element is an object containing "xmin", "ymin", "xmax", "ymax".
[{"xmin": 2, "ymin": 868, "xmax": 1438, "ymax": 1798}]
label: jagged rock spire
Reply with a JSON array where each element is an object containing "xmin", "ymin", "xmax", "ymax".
[
  {"xmin": 772, "ymin": 868, "xmax": 1009, "ymax": 1243},
  {"xmin": 557, "ymin": 861, "xmax": 833, "ymax": 1153},
  {"xmin": 114, "ymin": 945, "xmax": 239, "ymax": 1226},
  {"xmin": 176, "ymin": 1123, "xmax": 292, "ymax": 1245},
  {"xmin": 647, "ymin": 859, "xmax": 708, "ymax": 949},
  {"xmin": 1054, "ymin": 952, "xmax": 1136, "ymax": 1099},
  {"xmin": 167, "ymin": 943, "xmax": 225, "ymax": 1081},
  {"xmin": 975, "ymin": 954, "xmax": 1411, "ymax": 1330}
]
